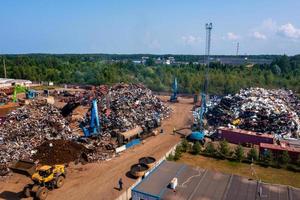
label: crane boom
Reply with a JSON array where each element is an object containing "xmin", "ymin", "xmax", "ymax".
[{"xmin": 80, "ymin": 99, "xmax": 101, "ymax": 137}]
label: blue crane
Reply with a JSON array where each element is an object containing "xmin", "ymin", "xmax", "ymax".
[
  {"xmin": 169, "ymin": 77, "xmax": 178, "ymax": 102},
  {"xmin": 188, "ymin": 23, "xmax": 212, "ymax": 143},
  {"xmin": 79, "ymin": 99, "xmax": 101, "ymax": 137},
  {"xmin": 188, "ymin": 92, "xmax": 206, "ymax": 143}
]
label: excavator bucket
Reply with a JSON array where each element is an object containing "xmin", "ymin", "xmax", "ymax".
[{"xmin": 9, "ymin": 160, "xmax": 36, "ymax": 176}]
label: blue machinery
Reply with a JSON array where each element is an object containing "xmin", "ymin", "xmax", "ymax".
[
  {"xmin": 169, "ymin": 77, "xmax": 178, "ymax": 102},
  {"xmin": 188, "ymin": 23, "xmax": 212, "ymax": 143},
  {"xmin": 188, "ymin": 93, "xmax": 206, "ymax": 143},
  {"xmin": 80, "ymin": 99, "xmax": 101, "ymax": 137},
  {"xmin": 25, "ymin": 90, "xmax": 38, "ymax": 99}
]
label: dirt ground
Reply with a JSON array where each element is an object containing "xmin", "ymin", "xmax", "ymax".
[{"xmin": 0, "ymin": 96, "xmax": 194, "ymax": 200}]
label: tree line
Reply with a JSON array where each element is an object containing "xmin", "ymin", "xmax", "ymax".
[
  {"xmin": 167, "ymin": 139, "xmax": 300, "ymax": 171},
  {"xmin": 0, "ymin": 54, "xmax": 299, "ymax": 95}
]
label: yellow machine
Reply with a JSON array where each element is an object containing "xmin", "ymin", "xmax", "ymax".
[{"xmin": 23, "ymin": 164, "xmax": 66, "ymax": 200}]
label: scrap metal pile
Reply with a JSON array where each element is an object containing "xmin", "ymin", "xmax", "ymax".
[
  {"xmin": 100, "ymin": 84, "xmax": 171, "ymax": 135},
  {"xmin": 0, "ymin": 101, "xmax": 75, "ymax": 175},
  {"xmin": 59, "ymin": 84, "xmax": 171, "ymax": 134},
  {"xmin": 0, "ymin": 92, "xmax": 10, "ymax": 104},
  {"xmin": 0, "ymin": 84, "xmax": 171, "ymax": 175},
  {"xmin": 206, "ymin": 87, "xmax": 300, "ymax": 138}
]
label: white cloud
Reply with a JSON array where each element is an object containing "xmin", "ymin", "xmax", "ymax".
[
  {"xmin": 277, "ymin": 23, "xmax": 300, "ymax": 39},
  {"xmin": 181, "ymin": 35, "xmax": 201, "ymax": 45},
  {"xmin": 253, "ymin": 31, "xmax": 267, "ymax": 40},
  {"xmin": 226, "ymin": 32, "xmax": 240, "ymax": 40}
]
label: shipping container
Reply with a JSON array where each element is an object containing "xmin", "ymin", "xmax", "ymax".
[
  {"xmin": 217, "ymin": 127, "xmax": 274, "ymax": 145},
  {"xmin": 260, "ymin": 143, "xmax": 300, "ymax": 162}
]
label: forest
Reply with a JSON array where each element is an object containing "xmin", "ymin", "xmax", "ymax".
[{"xmin": 0, "ymin": 54, "xmax": 299, "ymax": 95}]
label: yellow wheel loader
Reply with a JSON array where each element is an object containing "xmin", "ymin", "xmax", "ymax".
[{"xmin": 10, "ymin": 160, "xmax": 66, "ymax": 200}]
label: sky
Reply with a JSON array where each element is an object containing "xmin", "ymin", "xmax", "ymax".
[{"xmin": 1, "ymin": 0, "xmax": 300, "ymax": 55}]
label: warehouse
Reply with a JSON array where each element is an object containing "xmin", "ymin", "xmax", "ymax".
[
  {"xmin": 131, "ymin": 161, "xmax": 300, "ymax": 200},
  {"xmin": 0, "ymin": 78, "xmax": 32, "ymax": 88},
  {"xmin": 260, "ymin": 142, "xmax": 300, "ymax": 162},
  {"xmin": 217, "ymin": 126, "xmax": 274, "ymax": 145}
]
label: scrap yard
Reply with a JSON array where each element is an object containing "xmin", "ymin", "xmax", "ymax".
[
  {"xmin": 0, "ymin": 84, "xmax": 193, "ymax": 200},
  {"xmin": 1, "ymin": 1, "xmax": 300, "ymax": 199},
  {"xmin": 0, "ymin": 82, "xmax": 299, "ymax": 200}
]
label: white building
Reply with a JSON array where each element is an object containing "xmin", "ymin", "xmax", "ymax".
[{"xmin": 0, "ymin": 78, "xmax": 32, "ymax": 88}]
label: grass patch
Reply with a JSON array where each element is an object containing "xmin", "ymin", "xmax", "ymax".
[{"xmin": 178, "ymin": 153, "xmax": 300, "ymax": 188}]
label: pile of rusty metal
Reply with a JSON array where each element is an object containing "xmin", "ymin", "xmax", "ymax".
[
  {"xmin": 0, "ymin": 92, "xmax": 10, "ymax": 104},
  {"xmin": 0, "ymin": 100, "xmax": 75, "ymax": 175},
  {"xmin": 0, "ymin": 84, "xmax": 170, "ymax": 175},
  {"xmin": 206, "ymin": 87, "xmax": 300, "ymax": 138},
  {"xmin": 57, "ymin": 83, "xmax": 171, "ymax": 135},
  {"xmin": 100, "ymin": 84, "xmax": 171, "ymax": 135}
]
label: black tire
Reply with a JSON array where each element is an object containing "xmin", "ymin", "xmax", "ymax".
[
  {"xmin": 55, "ymin": 176, "xmax": 65, "ymax": 188},
  {"xmin": 23, "ymin": 186, "xmax": 31, "ymax": 197},
  {"xmin": 36, "ymin": 187, "xmax": 48, "ymax": 200}
]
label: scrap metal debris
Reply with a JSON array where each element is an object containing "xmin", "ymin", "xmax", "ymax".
[
  {"xmin": 100, "ymin": 84, "xmax": 171, "ymax": 135},
  {"xmin": 0, "ymin": 100, "xmax": 75, "ymax": 175},
  {"xmin": 206, "ymin": 87, "xmax": 300, "ymax": 138},
  {"xmin": 0, "ymin": 84, "xmax": 171, "ymax": 176}
]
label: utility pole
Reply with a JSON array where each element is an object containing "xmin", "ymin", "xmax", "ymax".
[
  {"xmin": 236, "ymin": 42, "xmax": 239, "ymax": 56},
  {"xmin": 3, "ymin": 57, "xmax": 7, "ymax": 78},
  {"xmin": 204, "ymin": 23, "xmax": 212, "ymax": 95}
]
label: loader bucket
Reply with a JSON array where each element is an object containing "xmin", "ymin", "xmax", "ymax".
[{"xmin": 9, "ymin": 160, "xmax": 36, "ymax": 176}]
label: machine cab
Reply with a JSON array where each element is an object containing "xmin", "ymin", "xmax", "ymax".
[{"xmin": 32, "ymin": 165, "xmax": 54, "ymax": 182}]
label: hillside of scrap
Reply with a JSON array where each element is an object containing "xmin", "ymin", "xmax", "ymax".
[
  {"xmin": 205, "ymin": 87, "xmax": 300, "ymax": 138},
  {"xmin": 0, "ymin": 84, "xmax": 171, "ymax": 176}
]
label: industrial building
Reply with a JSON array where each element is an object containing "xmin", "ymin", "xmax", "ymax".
[
  {"xmin": 0, "ymin": 78, "xmax": 32, "ymax": 88},
  {"xmin": 132, "ymin": 161, "xmax": 300, "ymax": 200},
  {"xmin": 217, "ymin": 127, "xmax": 274, "ymax": 145},
  {"xmin": 260, "ymin": 142, "xmax": 300, "ymax": 162}
]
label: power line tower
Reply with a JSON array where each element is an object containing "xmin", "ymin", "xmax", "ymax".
[
  {"xmin": 2, "ymin": 57, "xmax": 7, "ymax": 78},
  {"xmin": 204, "ymin": 23, "xmax": 212, "ymax": 94},
  {"xmin": 236, "ymin": 42, "xmax": 240, "ymax": 56}
]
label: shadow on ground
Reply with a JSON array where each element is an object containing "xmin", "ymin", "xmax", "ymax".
[
  {"xmin": 125, "ymin": 171, "xmax": 138, "ymax": 180},
  {"xmin": 0, "ymin": 190, "xmax": 23, "ymax": 200}
]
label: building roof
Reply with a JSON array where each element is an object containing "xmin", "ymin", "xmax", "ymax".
[
  {"xmin": 132, "ymin": 161, "xmax": 300, "ymax": 200},
  {"xmin": 218, "ymin": 126, "xmax": 274, "ymax": 139},
  {"xmin": 0, "ymin": 78, "xmax": 32, "ymax": 84},
  {"xmin": 260, "ymin": 143, "xmax": 300, "ymax": 153}
]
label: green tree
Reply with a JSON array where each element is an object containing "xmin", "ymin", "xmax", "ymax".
[
  {"xmin": 247, "ymin": 148, "xmax": 258, "ymax": 162},
  {"xmin": 279, "ymin": 151, "xmax": 290, "ymax": 165},
  {"xmin": 166, "ymin": 154, "xmax": 174, "ymax": 161},
  {"xmin": 234, "ymin": 145, "xmax": 245, "ymax": 162},
  {"xmin": 174, "ymin": 145, "xmax": 182, "ymax": 161},
  {"xmin": 192, "ymin": 141, "xmax": 201, "ymax": 155},
  {"xmin": 181, "ymin": 139, "xmax": 190, "ymax": 153},
  {"xmin": 262, "ymin": 150, "xmax": 274, "ymax": 165},
  {"xmin": 218, "ymin": 140, "xmax": 230, "ymax": 158},
  {"xmin": 204, "ymin": 142, "xmax": 216, "ymax": 156},
  {"xmin": 297, "ymin": 155, "xmax": 300, "ymax": 167}
]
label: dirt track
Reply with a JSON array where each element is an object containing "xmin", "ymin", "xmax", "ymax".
[{"xmin": 0, "ymin": 97, "xmax": 193, "ymax": 200}]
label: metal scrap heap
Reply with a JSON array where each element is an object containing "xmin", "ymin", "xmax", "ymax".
[
  {"xmin": 100, "ymin": 84, "xmax": 171, "ymax": 135},
  {"xmin": 0, "ymin": 100, "xmax": 75, "ymax": 175},
  {"xmin": 0, "ymin": 84, "xmax": 171, "ymax": 176},
  {"xmin": 206, "ymin": 87, "xmax": 300, "ymax": 138}
]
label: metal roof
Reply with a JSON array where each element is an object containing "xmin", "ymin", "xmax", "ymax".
[{"xmin": 132, "ymin": 161, "xmax": 300, "ymax": 200}]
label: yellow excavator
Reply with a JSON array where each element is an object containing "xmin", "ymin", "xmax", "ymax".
[{"xmin": 10, "ymin": 160, "xmax": 66, "ymax": 200}]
